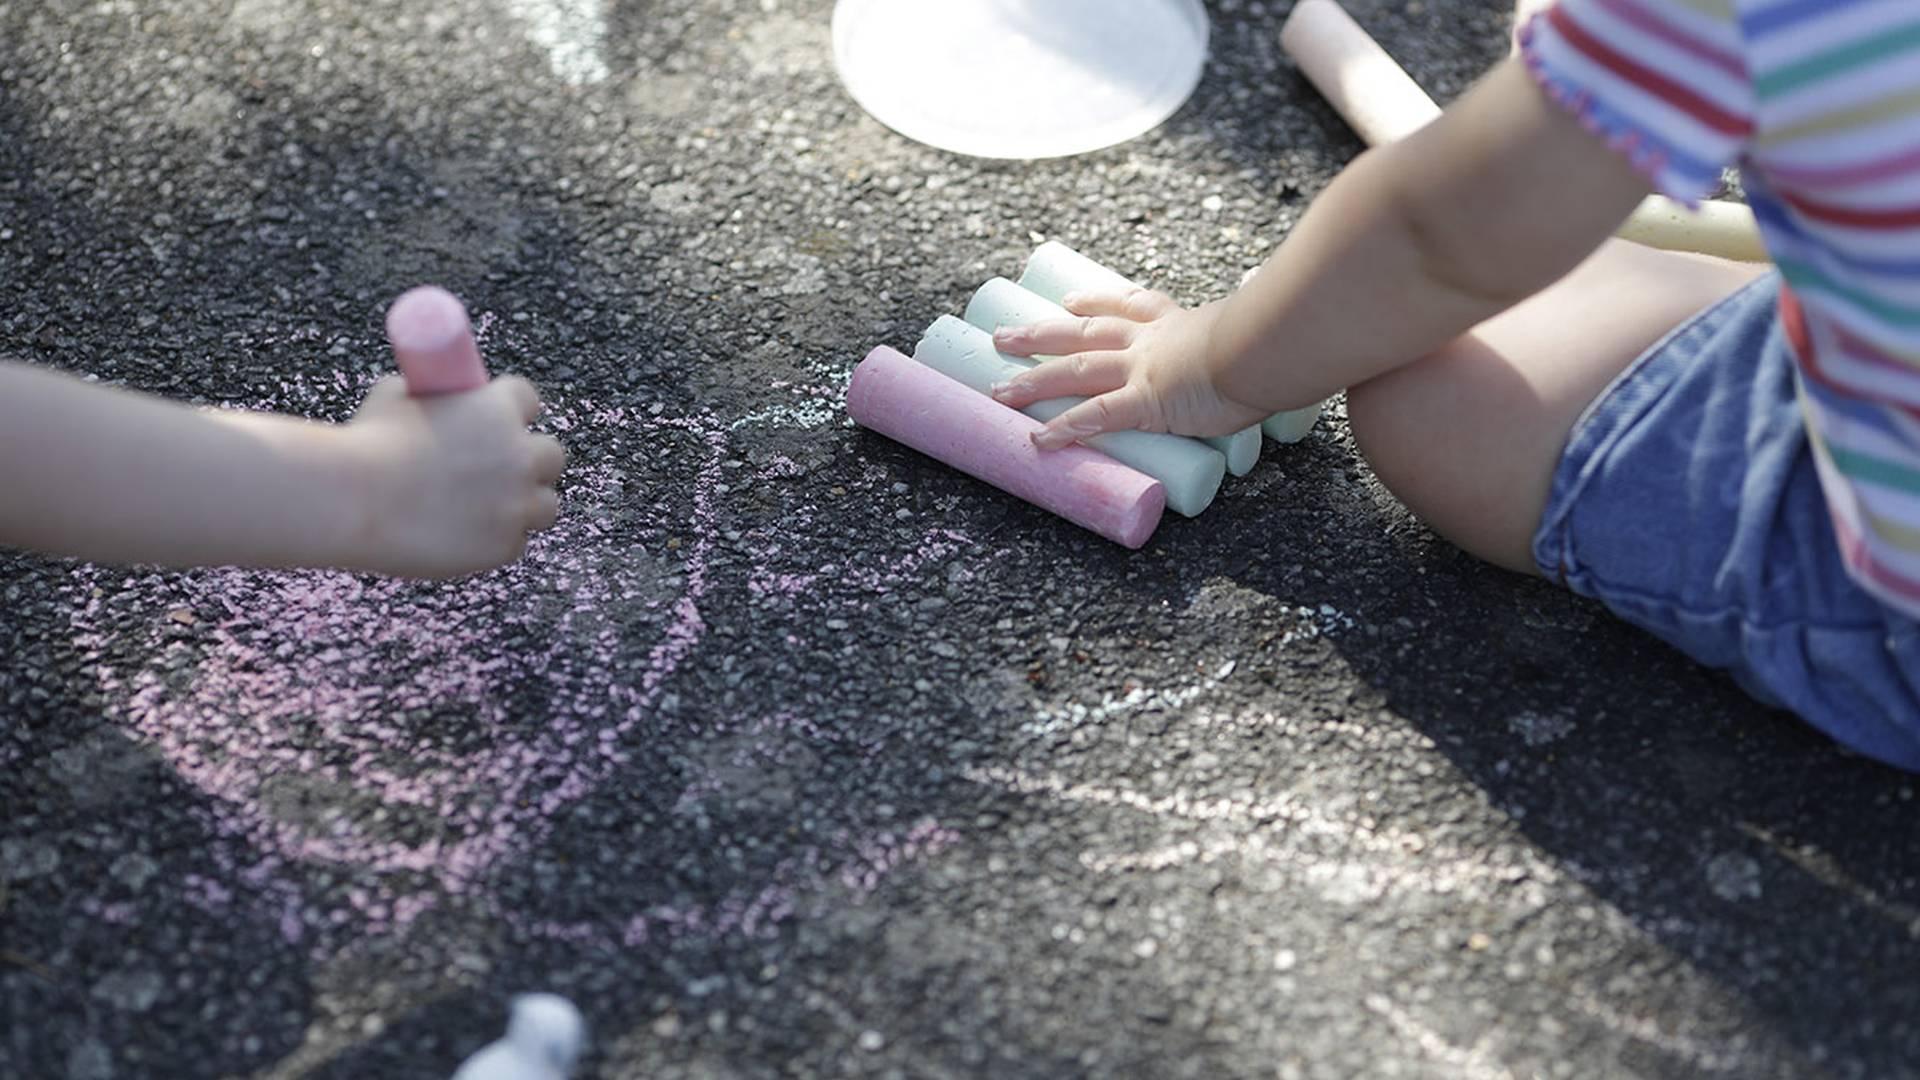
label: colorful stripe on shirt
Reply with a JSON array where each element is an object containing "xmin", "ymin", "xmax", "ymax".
[{"xmin": 1527, "ymin": 0, "xmax": 1920, "ymax": 620}]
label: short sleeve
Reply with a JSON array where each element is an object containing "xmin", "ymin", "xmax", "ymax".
[{"xmin": 1519, "ymin": 0, "xmax": 1756, "ymax": 206}]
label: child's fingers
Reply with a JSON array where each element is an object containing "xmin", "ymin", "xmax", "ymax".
[
  {"xmin": 360, "ymin": 374, "xmax": 411, "ymax": 407},
  {"xmin": 525, "ymin": 488, "xmax": 561, "ymax": 532},
  {"xmin": 493, "ymin": 375, "xmax": 544, "ymax": 425},
  {"xmin": 1031, "ymin": 388, "xmax": 1148, "ymax": 450},
  {"xmin": 1062, "ymin": 287, "xmax": 1179, "ymax": 322},
  {"xmin": 994, "ymin": 315, "xmax": 1135, "ymax": 358},
  {"xmin": 528, "ymin": 434, "xmax": 567, "ymax": 485},
  {"xmin": 990, "ymin": 351, "xmax": 1131, "ymax": 408}
]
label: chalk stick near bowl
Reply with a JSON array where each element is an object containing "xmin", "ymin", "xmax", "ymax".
[
  {"xmin": 846, "ymin": 345, "xmax": 1166, "ymax": 549},
  {"xmin": 1278, "ymin": 0, "xmax": 1766, "ymax": 263},
  {"xmin": 915, "ymin": 316, "xmax": 1227, "ymax": 517},
  {"xmin": 1014, "ymin": 245, "xmax": 1283, "ymax": 469},
  {"xmin": 386, "ymin": 285, "xmax": 489, "ymax": 395}
]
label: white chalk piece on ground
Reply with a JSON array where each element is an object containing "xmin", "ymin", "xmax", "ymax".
[
  {"xmin": 1018, "ymin": 242, "xmax": 1309, "ymax": 461},
  {"xmin": 452, "ymin": 994, "xmax": 586, "ymax": 1080},
  {"xmin": 915, "ymin": 315, "xmax": 1226, "ymax": 517},
  {"xmin": 831, "ymin": 0, "xmax": 1209, "ymax": 159},
  {"xmin": 1278, "ymin": 0, "xmax": 1766, "ymax": 262}
]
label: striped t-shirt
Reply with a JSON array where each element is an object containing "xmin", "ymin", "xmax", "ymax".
[{"xmin": 1522, "ymin": 0, "xmax": 1920, "ymax": 619}]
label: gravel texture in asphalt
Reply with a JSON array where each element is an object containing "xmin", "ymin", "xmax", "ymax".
[{"xmin": 1, "ymin": 1, "xmax": 1916, "ymax": 1078}]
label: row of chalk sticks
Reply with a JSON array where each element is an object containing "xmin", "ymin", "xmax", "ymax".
[
  {"xmin": 847, "ymin": 0, "xmax": 1771, "ymax": 550},
  {"xmin": 846, "ymin": 241, "xmax": 1324, "ymax": 548}
]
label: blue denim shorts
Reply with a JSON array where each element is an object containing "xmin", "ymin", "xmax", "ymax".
[{"xmin": 1532, "ymin": 273, "xmax": 1920, "ymax": 771}]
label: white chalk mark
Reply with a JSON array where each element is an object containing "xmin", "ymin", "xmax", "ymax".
[
  {"xmin": 732, "ymin": 357, "xmax": 852, "ymax": 432},
  {"xmin": 1020, "ymin": 604, "xmax": 1358, "ymax": 737},
  {"xmin": 1365, "ymin": 995, "xmax": 1518, "ymax": 1080},
  {"xmin": 964, "ymin": 764, "xmax": 1310, "ymax": 826},
  {"xmin": 1571, "ymin": 992, "xmax": 1764, "ymax": 1075},
  {"xmin": 1022, "ymin": 675, "xmax": 1220, "ymax": 737},
  {"xmin": 506, "ymin": 0, "xmax": 609, "ymax": 85},
  {"xmin": 730, "ymin": 400, "xmax": 849, "ymax": 433},
  {"xmin": 965, "ymin": 764, "xmax": 1564, "ymax": 907},
  {"xmin": 1508, "ymin": 710, "xmax": 1575, "ymax": 748},
  {"xmin": 1739, "ymin": 821, "xmax": 1920, "ymax": 936}
]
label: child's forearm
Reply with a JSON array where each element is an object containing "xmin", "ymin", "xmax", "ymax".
[
  {"xmin": 1208, "ymin": 60, "xmax": 1649, "ymax": 412},
  {"xmin": 0, "ymin": 362, "xmax": 369, "ymax": 569},
  {"xmin": 1207, "ymin": 146, "xmax": 1508, "ymax": 412}
]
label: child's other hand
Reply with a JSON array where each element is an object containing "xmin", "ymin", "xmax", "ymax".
[
  {"xmin": 988, "ymin": 289, "xmax": 1268, "ymax": 450},
  {"xmin": 343, "ymin": 375, "xmax": 566, "ymax": 578}
]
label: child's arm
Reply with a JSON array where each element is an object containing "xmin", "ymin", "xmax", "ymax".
[
  {"xmin": 0, "ymin": 362, "xmax": 565, "ymax": 577},
  {"xmin": 990, "ymin": 59, "xmax": 1657, "ymax": 445}
]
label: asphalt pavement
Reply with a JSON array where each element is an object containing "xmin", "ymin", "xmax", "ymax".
[{"xmin": 1, "ymin": 1, "xmax": 1916, "ymax": 1077}]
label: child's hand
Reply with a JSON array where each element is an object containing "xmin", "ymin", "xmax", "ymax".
[
  {"xmin": 988, "ymin": 289, "xmax": 1269, "ymax": 450},
  {"xmin": 342, "ymin": 375, "xmax": 566, "ymax": 578}
]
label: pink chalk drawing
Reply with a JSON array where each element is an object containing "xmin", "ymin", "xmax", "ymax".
[{"xmin": 60, "ymin": 338, "xmax": 972, "ymax": 960}]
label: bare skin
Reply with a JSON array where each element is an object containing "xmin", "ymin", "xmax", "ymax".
[
  {"xmin": 0, "ymin": 364, "xmax": 565, "ymax": 578},
  {"xmin": 988, "ymin": 57, "xmax": 1764, "ymax": 574},
  {"xmin": 1345, "ymin": 241, "xmax": 1762, "ymax": 572}
]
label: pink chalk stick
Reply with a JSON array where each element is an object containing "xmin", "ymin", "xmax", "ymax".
[
  {"xmin": 386, "ymin": 286, "xmax": 488, "ymax": 395},
  {"xmin": 847, "ymin": 346, "xmax": 1165, "ymax": 549}
]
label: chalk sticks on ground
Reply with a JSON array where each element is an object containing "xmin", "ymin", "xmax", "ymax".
[
  {"xmin": 847, "ymin": 345, "xmax": 1166, "ymax": 548},
  {"xmin": 964, "ymin": 276, "xmax": 1074, "ymax": 350},
  {"xmin": 1018, "ymin": 243, "xmax": 1321, "ymax": 458},
  {"xmin": 965, "ymin": 276, "xmax": 1265, "ymax": 477},
  {"xmin": 848, "ymin": 240, "xmax": 1328, "ymax": 546},
  {"xmin": 387, "ymin": 285, "xmax": 489, "ymax": 395},
  {"xmin": 1279, "ymin": 0, "xmax": 1766, "ymax": 262},
  {"xmin": 916, "ymin": 315, "xmax": 1227, "ymax": 517}
]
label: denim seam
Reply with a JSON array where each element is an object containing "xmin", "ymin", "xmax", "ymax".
[{"xmin": 1568, "ymin": 565, "xmax": 1891, "ymax": 635}]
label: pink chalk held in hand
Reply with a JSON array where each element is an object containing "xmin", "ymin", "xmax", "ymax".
[
  {"xmin": 847, "ymin": 345, "xmax": 1165, "ymax": 549},
  {"xmin": 386, "ymin": 285, "xmax": 488, "ymax": 395}
]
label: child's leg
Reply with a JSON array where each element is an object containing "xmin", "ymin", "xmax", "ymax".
[{"xmin": 1344, "ymin": 238, "xmax": 1766, "ymax": 574}]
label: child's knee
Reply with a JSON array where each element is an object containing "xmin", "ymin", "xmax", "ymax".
[
  {"xmin": 1344, "ymin": 362, "xmax": 1427, "ymax": 482},
  {"xmin": 1345, "ymin": 359, "xmax": 1446, "ymax": 514},
  {"xmin": 1343, "ymin": 347, "xmax": 1551, "ymax": 575}
]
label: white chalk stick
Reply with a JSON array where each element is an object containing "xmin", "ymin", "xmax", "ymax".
[
  {"xmin": 964, "ymin": 277, "xmax": 1074, "ymax": 340},
  {"xmin": 914, "ymin": 315, "xmax": 1227, "ymax": 517},
  {"xmin": 1017, "ymin": 242, "xmax": 1140, "ymax": 307},
  {"xmin": 1015, "ymin": 245, "xmax": 1282, "ymax": 471},
  {"xmin": 969, "ymin": 277, "xmax": 1263, "ymax": 474},
  {"xmin": 1262, "ymin": 405, "xmax": 1323, "ymax": 444},
  {"xmin": 1209, "ymin": 426, "xmax": 1263, "ymax": 476}
]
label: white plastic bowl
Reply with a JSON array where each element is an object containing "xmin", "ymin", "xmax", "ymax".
[{"xmin": 832, "ymin": 0, "xmax": 1211, "ymax": 159}]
